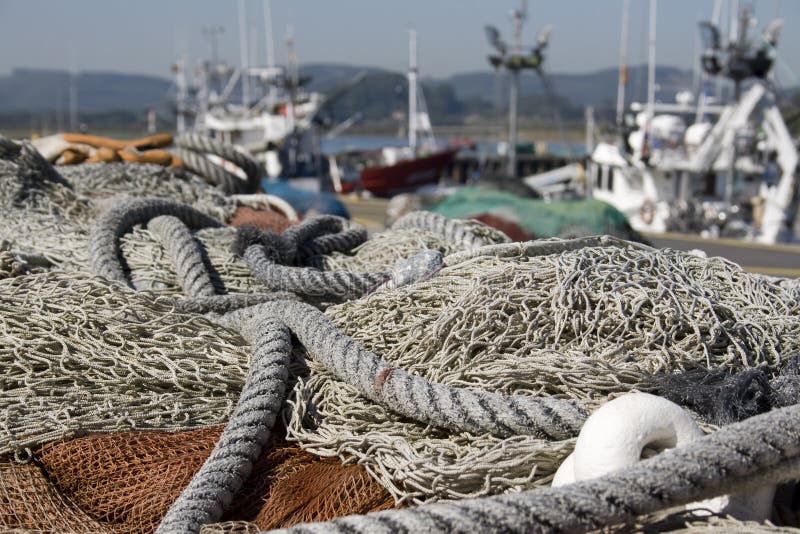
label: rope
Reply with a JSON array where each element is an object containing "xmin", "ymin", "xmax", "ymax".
[
  {"xmin": 217, "ymin": 301, "xmax": 587, "ymax": 440},
  {"xmin": 233, "ymin": 218, "xmax": 390, "ymax": 301},
  {"xmin": 89, "ymin": 198, "xmax": 223, "ymax": 287},
  {"xmin": 263, "ymin": 404, "xmax": 800, "ymax": 534},
  {"xmin": 0, "ymin": 134, "xmax": 71, "ymax": 194},
  {"xmin": 147, "ymin": 215, "xmax": 217, "ymax": 298},
  {"xmin": 391, "ymin": 211, "xmax": 509, "ymax": 251},
  {"xmin": 174, "ymin": 134, "xmax": 261, "ymax": 195},
  {"xmin": 156, "ymin": 316, "xmax": 291, "ymax": 534}
]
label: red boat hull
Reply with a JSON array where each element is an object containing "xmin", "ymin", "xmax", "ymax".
[{"xmin": 358, "ymin": 149, "xmax": 457, "ymax": 197}]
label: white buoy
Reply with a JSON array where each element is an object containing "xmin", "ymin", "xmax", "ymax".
[{"xmin": 552, "ymin": 392, "xmax": 775, "ymax": 520}]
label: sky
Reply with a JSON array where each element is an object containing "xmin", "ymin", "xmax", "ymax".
[{"xmin": 1, "ymin": 0, "xmax": 798, "ymax": 85}]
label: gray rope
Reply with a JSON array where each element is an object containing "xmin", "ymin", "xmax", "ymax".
[
  {"xmin": 89, "ymin": 198, "xmax": 223, "ymax": 287},
  {"xmin": 0, "ymin": 134, "xmax": 70, "ymax": 191},
  {"xmin": 156, "ymin": 315, "xmax": 291, "ymax": 534},
  {"xmin": 391, "ymin": 211, "xmax": 497, "ymax": 251},
  {"xmin": 233, "ymin": 218, "xmax": 389, "ymax": 301},
  {"xmin": 264, "ymin": 403, "xmax": 800, "ymax": 534},
  {"xmin": 242, "ymin": 245, "xmax": 388, "ymax": 301},
  {"xmin": 174, "ymin": 134, "xmax": 261, "ymax": 194},
  {"xmin": 219, "ymin": 301, "xmax": 587, "ymax": 440},
  {"xmin": 282, "ymin": 215, "xmax": 367, "ymax": 263},
  {"xmin": 147, "ymin": 215, "xmax": 217, "ymax": 298}
]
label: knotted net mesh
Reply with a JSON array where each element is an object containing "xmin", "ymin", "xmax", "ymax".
[
  {"xmin": 285, "ymin": 244, "xmax": 800, "ymax": 503},
  {"xmin": 1, "ymin": 155, "xmax": 799, "ymax": 533}
]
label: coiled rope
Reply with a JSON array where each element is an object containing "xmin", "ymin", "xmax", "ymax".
[
  {"xmin": 0, "ymin": 134, "xmax": 71, "ymax": 192},
  {"xmin": 174, "ymin": 134, "xmax": 262, "ymax": 195},
  {"xmin": 147, "ymin": 215, "xmax": 218, "ymax": 298},
  {"xmin": 156, "ymin": 315, "xmax": 291, "ymax": 534},
  {"xmin": 158, "ymin": 297, "xmax": 586, "ymax": 533},
  {"xmin": 391, "ymin": 210, "xmax": 509, "ymax": 251},
  {"xmin": 218, "ymin": 301, "xmax": 587, "ymax": 440},
  {"xmin": 89, "ymin": 198, "xmax": 224, "ymax": 287},
  {"xmin": 260, "ymin": 403, "xmax": 800, "ymax": 534},
  {"xmin": 233, "ymin": 217, "xmax": 390, "ymax": 301}
]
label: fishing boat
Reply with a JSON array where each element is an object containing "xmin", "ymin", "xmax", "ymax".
[
  {"xmin": 587, "ymin": 0, "xmax": 798, "ymax": 245},
  {"xmin": 330, "ymin": 30, "xmax": 458, "ymax": 197},
  {"xmin": 174, "ymin": 0, "xmax": 363, "ymax": 180}
]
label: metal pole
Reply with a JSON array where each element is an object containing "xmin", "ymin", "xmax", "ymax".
[
  {"xmin": 508, "ymin": 69, "xmax": 519, "ymax": 177},
  {"xmin": 644, "ymin": 0, "xmax": 657, "ymax": 159},
  {"xmin": 615, "ymin": 0, "xmax": 630, "ymax": 129},
  {"xmin": 238, "ymin": 0, "xmax": 251, "ymax": 107},
  {"xmin": 408, "ymin": 29, "xmax": 418, "ymax": 151},
  {"xmin": 263, "ymin": 0, "xmax": 276, "ymax": 101}
]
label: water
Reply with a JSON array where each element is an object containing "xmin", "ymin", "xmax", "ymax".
[{"xmin": 321, "ymin": 135, "xmax": 587, "ymax": 158}]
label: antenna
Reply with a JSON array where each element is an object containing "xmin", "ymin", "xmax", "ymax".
[
  {"xmin": 483, "ymin": 1, "xmax": 551, "ymax": 177},
  {"xmin": 237, "ymin": 0, "xmax": 251, "ymax": 107}
]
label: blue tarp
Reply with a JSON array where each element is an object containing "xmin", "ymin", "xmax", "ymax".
[{"xmin": 261, "ymin": 179, "xmax": 350, "ymax": 219}]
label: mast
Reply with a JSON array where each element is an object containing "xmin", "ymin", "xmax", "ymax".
[
  {"xmin": 507, "ymin": 2, "xmax": 526, "ymax": 177},
  {"xmin": 69, "ymin": 49, "xmax": 78, "ymax": 131},
  {"xmin": 263, "ymin": 0, "xmax": 277, "ymax": 100},
  {"xmin": 238, "ymin": 0, "xmax": 251, "ymax": 107},
  {"xmin": 408, "ymin": 29, "xmax": 418, "ymax": 151},
  {"xmin": 68, "ymin": 69, "xmax": 78, "ymax": 131},
  {"xmin": 615, "ymin": 0, "xmax": 630, "ymax": 129},
  {"xmin": 175, "ymin": 56, "xmax": 187, "ymax": 134},
  {"xmin": 644, "ymin": 0, "xmax": 657, "ymax": 158}
]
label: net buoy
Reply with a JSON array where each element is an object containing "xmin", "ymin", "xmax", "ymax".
[{"xmin": 553, "ymin": 392, "xmax": 775, "ymax": 520}]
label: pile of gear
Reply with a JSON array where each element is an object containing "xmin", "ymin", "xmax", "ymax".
[{"xmin": 0, "ymin": 132, "xmax": 799, "ymax": 534}]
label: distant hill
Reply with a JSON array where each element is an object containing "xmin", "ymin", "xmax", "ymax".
[
  {"xmin": 0, "ymin": 68, "xmax": 172, "ymax": 113},
  {"xmin": 5, "ymin": 64, "xmax": 793, "ymax": 130},
  {"xmin": 447, "ymin": 65, "xmax": 695, "ymax": 113}
]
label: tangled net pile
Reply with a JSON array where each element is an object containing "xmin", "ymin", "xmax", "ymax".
[{"xmin": 1, "ymin": 132, "xmax": 800, "ymax": 534}]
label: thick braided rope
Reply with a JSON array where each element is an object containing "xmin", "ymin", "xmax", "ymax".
[
  {"xmin": 235, "ymin": 217, "xmax": 390, "ymax": 301},
  {"xmin": 156, "ymin": 316, "xmax": 291, "ymax": 534},
  {"xmin": 391, "ymin": 211, "xmax": 500, "ymax": 251},
  {"xmin": 0, "ymin": 134, "xmax": 70, "ymax": 189},
  {"xmin": 282, "ymin": 216, "xmax": 367, "ymax": 262},
  {"xmin": 147, "ymin": 215, "xmax": 217, "ymax": 298},
  {"xmin": 175, "ymin": 134, "xmax": 261, "ymax": 194},
  {"xmin": 264, "ymin": 404, "xmax": 800, "ymax": 534},
  {"xmin": 89, "ymin": 198, "xmax": 223, "ymax": 286},
  {"xmin": 220, "ymin": 301, "xmax": 587, "ymax": 440},
  {"xmin": 173, "ymin": 148, "xmax": 251, "ymax": 195},
  {"xmin": 243, "ymin": 245, "xmax": 389, "ymax": 301}
]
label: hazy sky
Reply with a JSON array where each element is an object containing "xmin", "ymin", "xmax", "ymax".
[{"xmin": 1, "ymin": 0, "xmax": 798, "ymax": 85}]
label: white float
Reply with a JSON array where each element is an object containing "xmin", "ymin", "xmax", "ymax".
[{"xmin": 552, "ymin": 392, "xmax": 775, "ymax": 520}]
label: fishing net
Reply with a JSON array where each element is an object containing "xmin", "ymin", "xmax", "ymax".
[
  {"xmin": 285, "ymin": 243, "xmax": 800, "ymax": 504},
  {"xmin": 321, "ymin": 220, "xmax": 510, "ymax": 273},
  {"xmin": 120, "ymin": 226, "xmax": 263, "ymax": 296},
  {"xmin": 0, "ymin": 424, "xmax": 394, "ymax": 534},
  {"xmin": 0, "ymin": 270, "xmax": 252, "ymax": 458},
  {"xmin": 431, "ymin": 186, "xmax": 647, "ymax": 242},
  {"xmin": 229, "ymin": 206, "xmax": 293, "ymax": 233},
  {"xmin": 0, "ymin": 460, "xmax": 115, "ymax": 534},
  {"xmin": 2, "ymin": 148, "xmax": 800, "ymax": 532},
  {"xmin": 57, "ymin": 163, "xmax": 236, "ymax": 223},
  {"xmin": 0, "ymin": 160, "xmax": 237, "ymax": 273}
]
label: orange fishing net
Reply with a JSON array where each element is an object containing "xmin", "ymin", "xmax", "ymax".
[
  {"xmin": 229, "ymin": 207, "xmax": 293, "ymax": 233},
  {"xmin": 0, "ymin": 425, "xmax": 396, "ymax": 534},
  {"xmin": 0, "ymin": 460, "xmax": 114, "ymax": 534}
]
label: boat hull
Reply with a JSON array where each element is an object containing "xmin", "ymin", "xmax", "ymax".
[{"xmin": 358, "ymin": 149, "xmax": 457, "ymax": 197}]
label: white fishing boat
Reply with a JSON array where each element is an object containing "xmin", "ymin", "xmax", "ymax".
[
  {"xmin": 173, "ymin": 0, "xmax": 361, "ymax": 179},
  {"xmin": 587, "ymin": 0, "xmax": 798, "ymax": 245}
]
